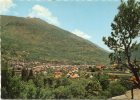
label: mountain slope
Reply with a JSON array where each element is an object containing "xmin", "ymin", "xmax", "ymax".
[{"xmin": 1, "ymin": 15, "xmax": 109, "ymax": 65}]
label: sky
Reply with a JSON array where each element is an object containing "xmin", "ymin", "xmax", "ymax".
[{"xmin": 0, "ymin": 0, "xmax": 122, "ymax": 51}]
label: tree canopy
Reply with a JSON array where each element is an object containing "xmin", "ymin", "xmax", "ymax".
[{"xmin": 103, "ymin": 0, "xmax": 140, "ymax": 87}]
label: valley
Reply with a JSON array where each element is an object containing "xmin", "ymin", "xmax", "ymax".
[{"xmin": 1, "ymin": 0, "xmax": 140, "ymax": 98}]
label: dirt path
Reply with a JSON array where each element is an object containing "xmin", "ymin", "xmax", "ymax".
[{"xmin": 111, "ymin": 89, "xmax": 140, "ymax": 100}]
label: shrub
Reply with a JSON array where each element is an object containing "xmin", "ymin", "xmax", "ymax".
[
  {"xmin": 67, "ymin": 80, "xmax": 86, "ymax": 99},
  {"xmin": 35, "ymin": 87, "xmax": 52, "ymax": 99},
  {"xmin": 53, "ymin": 86, "xmax": 72, "ymax": 99},
  {"xmin": 20, "ymin": 80, "xmax": 37, "ymax": 99},
  {"xmin": 100, "ymin": 90, "xmax": 111, "ymax": 98},
  {"xmin": 1, "ymin": 87, "xmax": 8, "ymax": 98},
  {"xmin": 33, "ymin": 73, "xmax": 44, "ymax": 88},
  {"xmin": 108, "ymin": 82, "xmax": 126, "ymax": 97},
  {"xmin": 119, "ymin": 77, "xmax": 133, "ymax": 90},
  {"xmin": 98, "ymin": 74, "xmax": 110, "ymax": 90},
  {"xmin": 85, "ymin": 79, "xmax": 102, "ymax": 97}
]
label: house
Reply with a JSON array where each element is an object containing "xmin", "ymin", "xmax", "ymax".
[
  {"xmin": 32, "ymin": 65, "xmax": 45, "ymax": 74},
  {"xmin": 70, "ymin": 73, "xmax": 79, "ymax": 79},
  {"xmin": 13, "ymin": 65, "xmax": 23, "ymax": 75},
  {"xmin": 71, "ymin": 66, "xmax": 79, "ymax": 72},
  {"xmin": 96, "ymin": 65, "xmax": 102, "ymax": 70},
  {"xmin": 54, "ymin": 71, "xmax": 62, "ymax": 79}
]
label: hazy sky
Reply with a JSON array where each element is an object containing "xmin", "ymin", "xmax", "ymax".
[{"xmin": 1, "ymin": 0, "xmax": 122, "ymax": 51}]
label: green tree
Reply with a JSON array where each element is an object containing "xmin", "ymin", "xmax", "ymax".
[
  {"xmin": 98, "ymin": 74, "xmax": 110, "ymax": 90},
  {"xmin": 33, "ymin": 73, "xmax": 44, "ymax": 88},
  {"xmin": 68, "ymin": 81, "xmax": 86, "ymax": 99},
  {"xmin": 35, "ymin": 87, "xmax": 46, "ymax": 99},
  {"xmin": 21, "ymin": 67, "xmax": 28, "ymax": 81},
  {"xmin": 85, "ymin": 80, "xmax": 102, "ymax": 97},
  {"xmin": 8, "ymin": 76, "xmax": 23, "ymax": 98},
  {"xmin": 1, "ymin": 62, "xmax": 23, "ymax": 99},
  {"xmin": 119, "ymin": 76, "xmax": 133, "ymax": 90},
  {"xmin": 1, "ymin": 74, "xmax": 23, "ymax": 98},
  {"xmin": 103, "ymin": 0, "xmax": 140, "ymax": 88},
  {"xmin": 23, "ymin": 80, "xmax": 37, "ymax": 99},
  {"xmin": 53, "ymin": 86, "xmax": 72, "ymax": 99},
  {"xmin": 44, "ymin": 76, "xmax": 54, "ymax": 87},
  {"xmin": 27, "ymin": 69, "xmax": 34, "ymax": 81}
]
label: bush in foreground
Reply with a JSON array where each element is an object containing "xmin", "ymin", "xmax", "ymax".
[{"xmin": 108, "ymin": 81, "xmax": 126, "ymax": 97}]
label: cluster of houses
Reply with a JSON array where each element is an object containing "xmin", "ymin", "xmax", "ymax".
[
  {"xmin": 9, "ymin": 61, "xmax": 45, "ymax": 75},
  {"xmin": 53, "ymin": 66, "xmax": 79, "ymax": 79},
  {"xmin": 10, "ymin": 60, "xmax": 140, "ymax": 85},
  {"xmin": 9, "ymin": 60, "xmax": 108, "ymax": 79}
]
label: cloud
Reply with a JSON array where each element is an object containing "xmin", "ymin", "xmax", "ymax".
[
  {"xmin": 72, "ymin": 29, "xmax": 91, "ymax": 40},
  {"xmin": 28, "ymin": 5, "xmax": 60, "ymax": 26},
  {"xmin": 0, "ymin": 0, "xmax": 15, "ymax": 14}
]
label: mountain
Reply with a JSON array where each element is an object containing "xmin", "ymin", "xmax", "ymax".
[{"xmin": 1, "ymin": 15, "xmax": 109, "ymax": 65}]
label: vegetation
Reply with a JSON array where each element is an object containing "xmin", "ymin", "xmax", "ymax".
[
  {"xmin": 1, "ymin": 0, "xmax": 140, "ymax": 99},
  {"xmin": 1, "ymin": 62, "xmax": 131, "ymax": 99},
  {"xmin": 103, "ymin": 0, "xmax": 140, "ymax": 88},
  {"xmin": 103, "ymin": 0, "xmax": 140, "ymax": 99},
  {"xmin": 108, "ymin": 81, "xmax": 126, "ymax": 97},
  {"xmin": 1, "ymin": 15, "xmax": 109, "ymax": 65}
]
